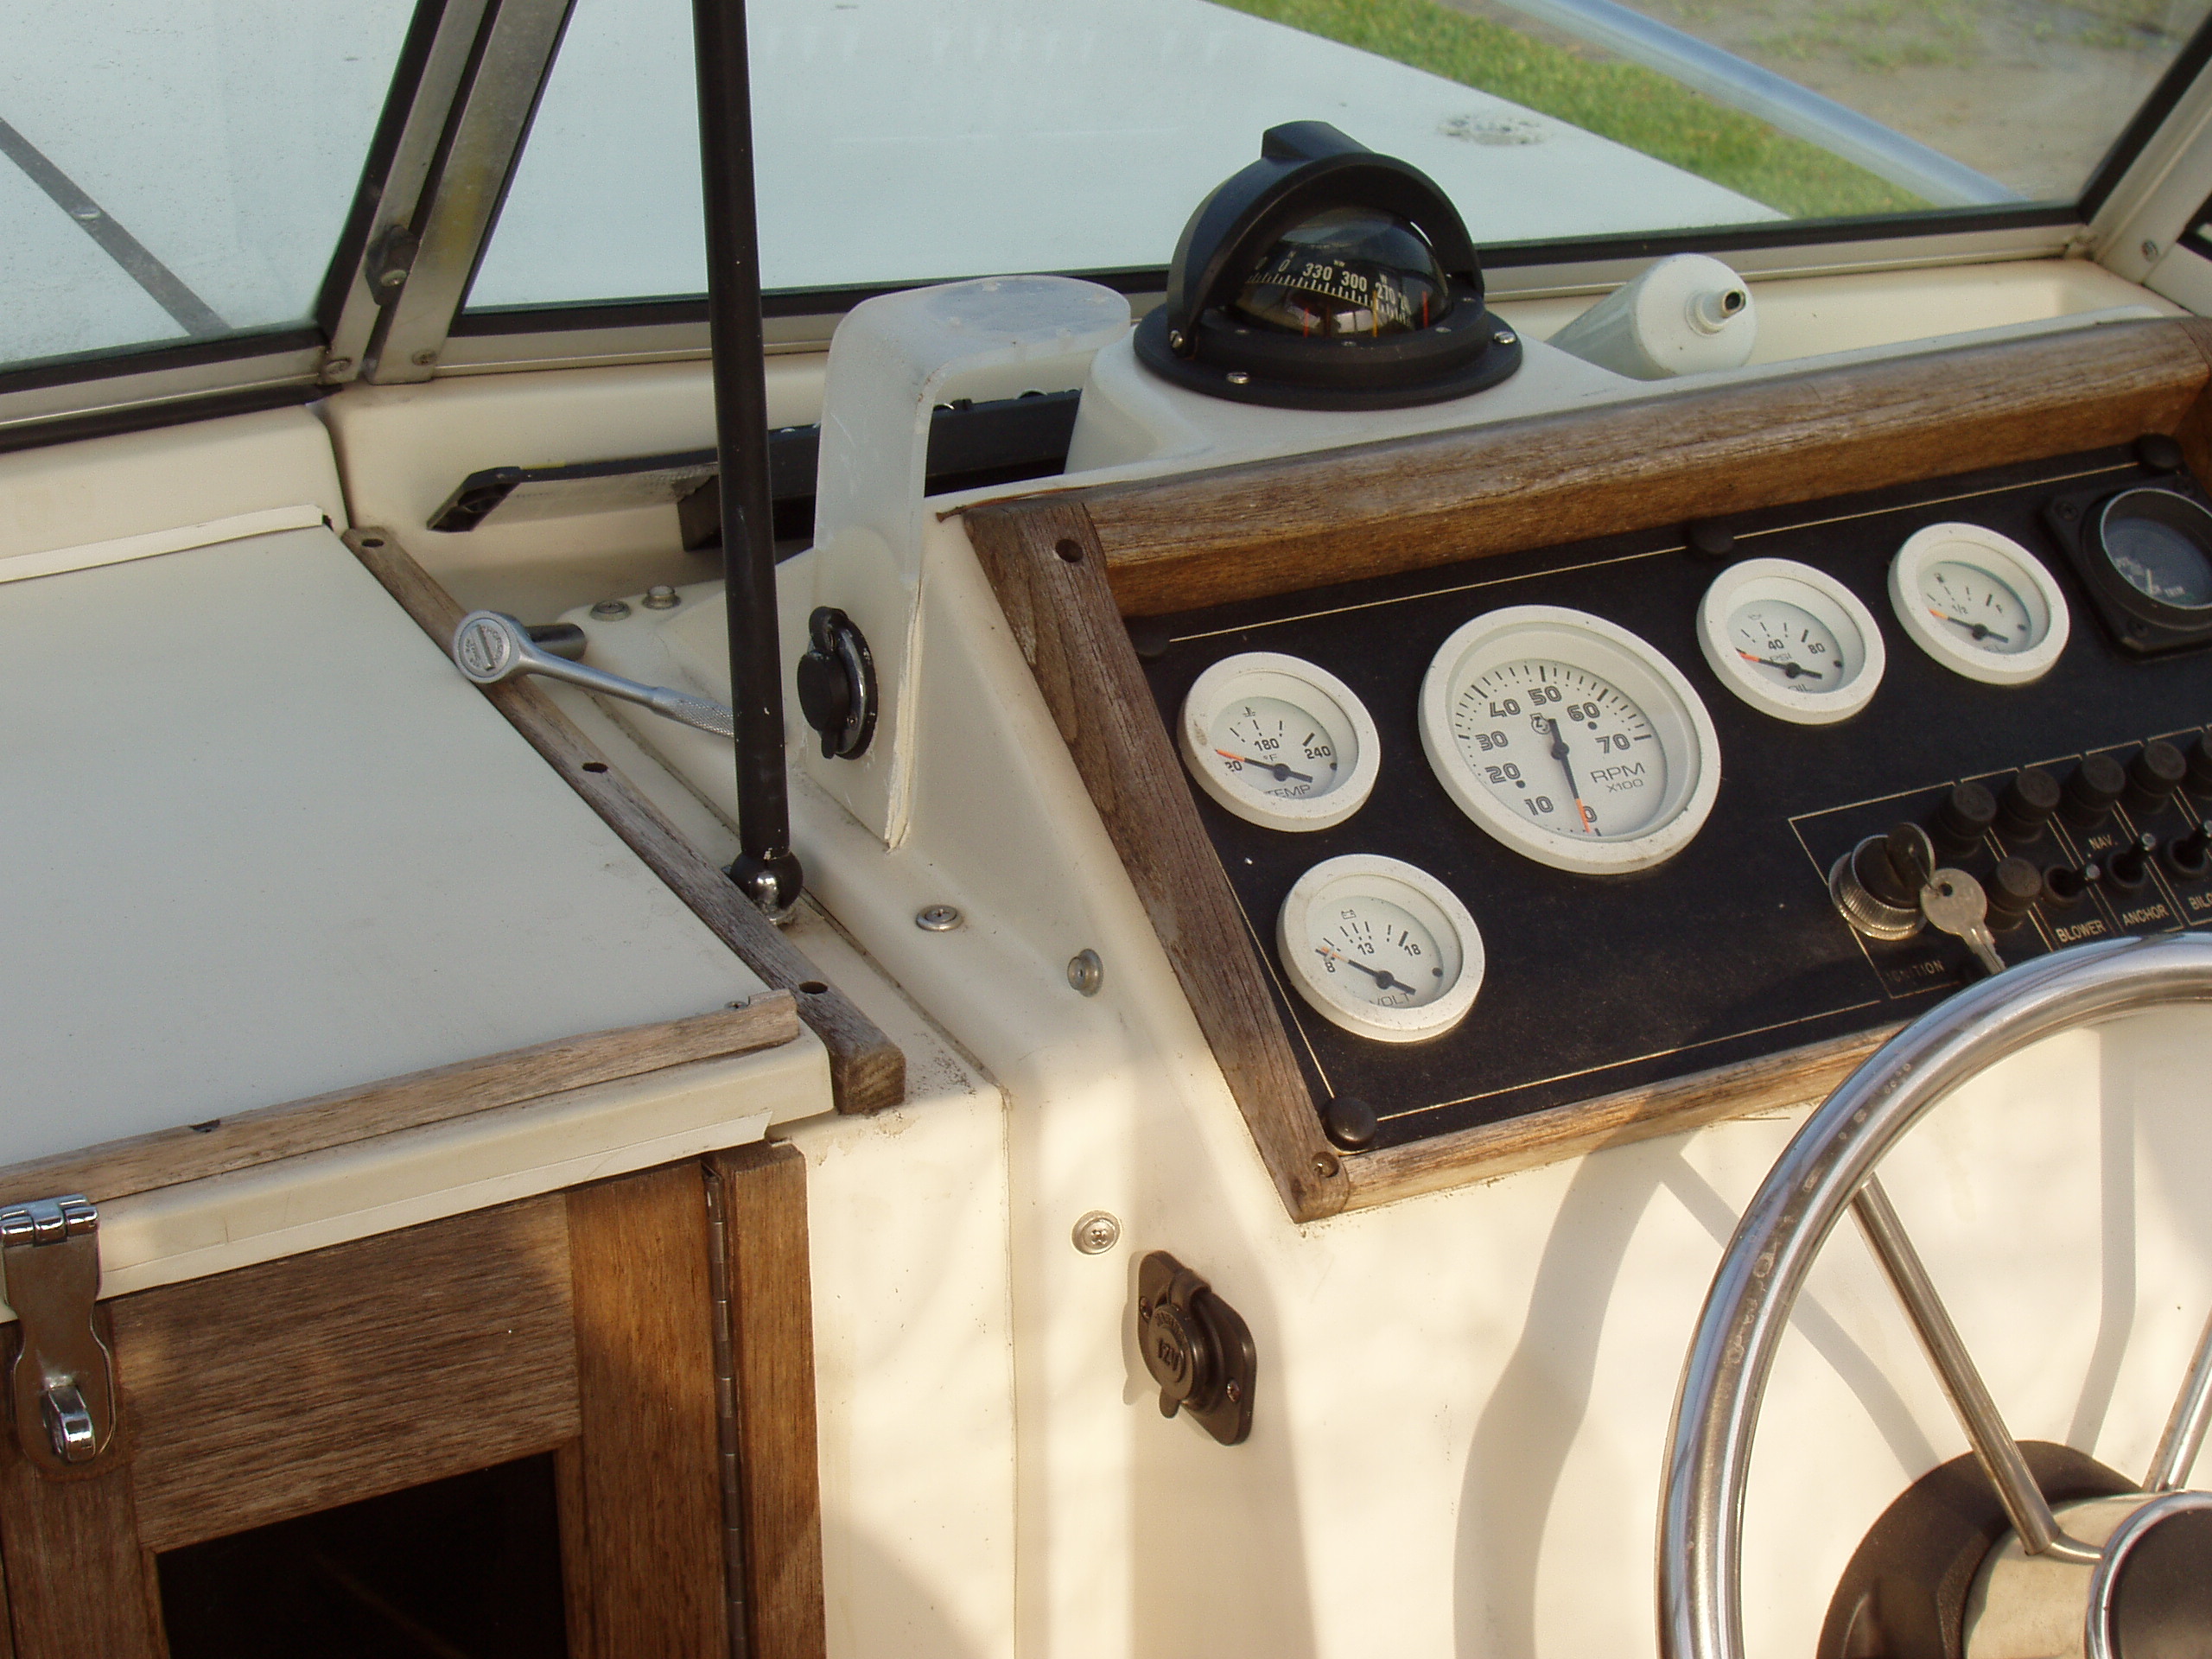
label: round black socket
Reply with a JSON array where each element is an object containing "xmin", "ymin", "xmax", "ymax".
[
  {"xmin": 1998, "ymin": 767, "xmax": 2063, "ymax": 840},
  {"xmin": 2165, "ymin": 822, "xmax": 2211, "ymax": 880},
  {"xmin": 2136, "ymin": 432, "xmax": 2185, "ymax": 474},
  {"xmin": 1985, "ymin": 856, "xmax": 2043, "ymax": 930},
  {"xmin": 2108, "ymin": 834, "xmax": 2156, "ymax": 890},
  {"xmin": 2126, "ymin": 741, "xmax": 2189, "ymax": 812},
  {"xmin": 1930, "ymin": 782, "xmax": 1998, "ymax": 854},
  {"xmin": 2060, "ymin": 753, "xmax": 2127, "ymax": 830},
  {"xmin": 2044, "ymin": 864, "xmax": 2093, "ymax": 907}
]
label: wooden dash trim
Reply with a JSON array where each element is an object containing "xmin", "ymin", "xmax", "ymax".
[
  {"xmin": 118, "ymin": 1195, "xmax": 581, "ymax": 1552},
  {"xmin": 713, "ymin": 1141, "xmax": 828, "ymax": 1659},
  {"xmin": 1065, "ymin": 315, "xmax": 2212, "ymax": 615},
  {"xmin": 345, "ymin": 527, "xmax": 905, "ymax": 1116},
  {"xmin": 963, "ymin": 499, "xmax": 1348, "ymax": 1220},
  {"xmin": 0, "ymin": 995, "xmax": 798, "ymax": 1209},
  {"xmin": 1340, "ymin": 1023, "xmax": 1901, "ymax": 1214}
]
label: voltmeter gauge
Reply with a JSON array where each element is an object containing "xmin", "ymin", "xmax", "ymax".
[
  {"xmin": 1419, "ymin": 606, "xmax": 1720, "ymax": 874},
  {"xmin": 1276, "ymin": 855, "xmax": 1484, "ymax": 1042},
  {"xmin": 1179, "ymin": 652, "xmax": 1381, "ymax": 831},
  {"xmin": 1697, "ymin": 557, "xmax": 1885, "ymax": 725},
  {"xmin": 1889, "ymin": 522, "xmax": 2069, "ymax": 686}
]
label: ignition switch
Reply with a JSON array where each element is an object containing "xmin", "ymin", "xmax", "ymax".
[{"xmin": 1136, "ymin": 1251, "xmax": 1256, "ymax": 1446}]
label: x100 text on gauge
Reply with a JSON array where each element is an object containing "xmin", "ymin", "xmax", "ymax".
[
  {"xmin": 1419, "ymin": 606, "xmax": 1721, "ymax": 874},
  {"xmin": 1178, "ymin": 652, "xmax": 1382, "ymax": 830},
  {"xmin": 1276, "ymin": 855, "xmax": 1484, "ymax": 1042},
  {"xmin": 1697, "ymin": 557, "xmax": 1885, "ymax": 725}
]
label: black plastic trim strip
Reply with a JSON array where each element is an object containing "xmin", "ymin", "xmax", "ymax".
[
  {"xmin": 0, "ymin": 382, "xmax": 326, "ymax": 458},
  {"xmin": 0, "ymin": 327, "xmax": 322, "ymax": 399}
]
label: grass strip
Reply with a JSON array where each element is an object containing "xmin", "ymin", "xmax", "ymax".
[{"xmin": 1211, "ymin": 0, "xmax": 1929, "ymax": 218}]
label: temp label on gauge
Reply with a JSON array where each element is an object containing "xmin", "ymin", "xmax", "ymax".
[{"xmin": 1449, "ymin": 662, "xmax": 1666, "ymax": 837}]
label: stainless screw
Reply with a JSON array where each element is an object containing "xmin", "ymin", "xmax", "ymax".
[
  {"xmin": 915, "ymin": 904, "xmax": 963, "ymax": 931},
  {"xmin": 1225, "ymin": 370, "xmax": 1251, "ymax": 385},
  {"xmin": 322, "ymin": 357, "xmax": 353, "ymax": 378},
  {"xmin": 2144, "ymin": 238, "xmax": 2163, "ymax": 261},
  {"xmin": 411, "ymin": 348, "xmax": 437, "ymax": 366},
  {"xmin": 1166, "ymin": 329, "xmax": 1186, "ymax": 352},
  {"xmin": 1072, "ymin": 1211, "xmax": 1121, "ymax": 1254},
  {"xmin": 1225, "ymin": 1379, "xmax": 1243, "ymax": 1403},
  {"xmin": 1493, "ymin": 329, "xmax": 1516, "ymax": 346},
  {"xmin": 590, "ymin": 599, "xmax": 632, "ymax": 620},
  {"xmin": 642, "ymin": 583, "xmax": 681, "ymax": 609},
  {"xmin": 1067, "ymin": 949, "xmax": 1103, "ymax": 995}
]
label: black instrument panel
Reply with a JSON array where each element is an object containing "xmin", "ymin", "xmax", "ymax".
[{"xmin": 1135, "ymin": 445, "xmax": 2212, "ymax": 1153}]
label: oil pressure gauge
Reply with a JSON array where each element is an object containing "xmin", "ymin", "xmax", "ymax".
[
  {"xmin": 1276, "ymin": 855, "xmax": 1484, "ymax": 1042},
  {"xmin": 1889, "ymin": 522, "xmax": 2069, "ymax": 686},
  {"xmin": 1697, "ymin": 557, "xmax": 1885, "ymax": 725},
  {"xmin": 1419, "ymin": 606, "xmax": 1720, "ymax": 874},
  {"xmin": 1179, "ymin": 652, "xmax": 1381, "ymax": 830}
]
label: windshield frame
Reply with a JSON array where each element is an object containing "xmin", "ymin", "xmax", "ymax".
[{"xmin": 8, "ymin": 0, "xmax": 2212, "ymax": 445}]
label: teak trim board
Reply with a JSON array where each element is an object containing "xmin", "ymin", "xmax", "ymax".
[
  {"xmin": 346, "ymin": 527, "xmax": 906, "ymax": 1116},
  {"xmin": 963, "ymin": 317, "xmax": 2212, "ymax": 1223},
  {"xmin": 0, "ymin": 997, "xmax": 798, "ymax": 1211}
]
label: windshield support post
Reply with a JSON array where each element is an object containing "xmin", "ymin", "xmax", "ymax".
[{"xmin": 692, "ymin": 0, "xmax": 803, "ymax": 923}]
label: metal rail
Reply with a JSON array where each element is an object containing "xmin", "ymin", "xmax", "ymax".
[
  {"xmin": 1659, "ymin": 932, "xmax": 2212, "ymax": 1659},
  {"xmin": 1484, "ymin": 0, "xmax": 2019, "ymax": 208}
]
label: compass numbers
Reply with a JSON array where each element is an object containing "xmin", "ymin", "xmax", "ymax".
[
  {"xmin": 1922, "ymin": 560, "xmax": 2031, "ymax": 654},
  {"xmin": 1311, "ymin": 898, "xmax": 1446, "ymax": 1008},
  {"xmin": 1449, "ymin": 661, "xmax": 1667, "ymax": 838},
  {"xmin": 1730, "ymin": 601, "xmax": 1840, "ymax": 690},
  {"xmin": 1209, "ymin": 696, "xmax": 1339, "ymax": 799}
]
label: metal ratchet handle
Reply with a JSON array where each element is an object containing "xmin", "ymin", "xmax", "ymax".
[{"xmin": 451, "ymin": 611, "xmax": 736, "ymax": 740}]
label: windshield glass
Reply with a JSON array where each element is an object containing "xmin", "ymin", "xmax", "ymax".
[
  {"xmin": 470, "ymin": 0, "xmax": 2212, "ymax": 315},
  {"xmin": 1, "ymin": 0, "xmax": 416, "ymax": 374}
]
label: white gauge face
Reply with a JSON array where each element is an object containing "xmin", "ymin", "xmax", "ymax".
[
  {"xmin": 1697, "ymin": 557, "xmax": 1885, "ymax": 725},
  {"xmin": 1452, "ymin": 660, "xmax": 1668, "ymax": 837},
  {"xmin": 1179, "ymin": 652, "xmax": 1381, "ymax": 831},
  {"xmin": 1889, "ymin": 523, "xmax": 2069, "ymax": 687},
  {"xmin": 1277, "ymin": 855, "xmax": 1484, "ymax": 1042},
  {"xmin": 1420, "ymin": 606, "xmax": 1720, "ymax": 874}
]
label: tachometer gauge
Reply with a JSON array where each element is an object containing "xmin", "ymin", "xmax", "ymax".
[
  {"xmin": 1276, "ymin": 855, "xmax": 1484, "ymax": 1042},
  {"xmin": 1419, "ymin": 606, "xmax": 1720, "ymax": 874},
  {"xmin": 1179, "ymin": 652, "xmax": 1380, "ymax": 831},
  {"xmin": 1697, "ymin": 557, "xmax": 1885, "ymax": 725},
  {"xmin": 1889, "ymin": 523, "xmax": 2068, "ymax": 686}
]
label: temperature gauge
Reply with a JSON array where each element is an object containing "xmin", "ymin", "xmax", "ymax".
[
  {"xmin": 1179, "ymin": 652, "xmax": 1381, "ymax": 831},
  {"xmin": 1276, "ymin": 855, "xmax": 1484, "ymax": 1042},
  {"xmin": 1697, "ymin": 557, "xmax": 1885, "ymax": 725},
  {"xmin": 1889, "ymin": 522, "xmax": 2068, "ymax": 686}
]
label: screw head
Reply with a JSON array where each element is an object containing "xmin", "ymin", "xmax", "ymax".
[
  {"xmin": 1072, "ymin": 1211, "xmax": 1121, "ymax": 1255},
  {"xmin": 642, "ymin": 584, "xmax": 681, "ymax": 610},
  {"xmin": 590, "ymin": 599, "xmax": 632, "ymax": 620},
  {"xmin": 1493, "ymin": 329, "xmax": 1516, "ymax": 346},
  {"xmin": 1225, "ymin": 370, "xmax": 1251, "ymax": 386},
  {"xmin": 915, "ymin": 904, "xmax": 963, "ymax": 931},
  {"xmin": 411, "ymin": 348, "xmax": 437, "ymax": 366},
  {"xmin": 1166, "ymin": 329, "xmax": 1187, "ymax": 352},
  {"xmin": 322, "ymin": 357, "xmax": 353, "ymax": 379},
  {"xmin": 1067, "ymin": 949, "xmax": 1104, "ymax": 995},
  {"xmin": 2144, "ymin": 238, "xmax": 2163, "ymax": 261}
]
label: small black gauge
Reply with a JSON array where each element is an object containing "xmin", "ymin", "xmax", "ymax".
[{"xmin": 2044, "ymin": 474, "xmax": 2212, "ymax": 654}]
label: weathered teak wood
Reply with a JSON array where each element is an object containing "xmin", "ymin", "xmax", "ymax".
[
  {"xmin": 963, "ymin": 318, "xmax": 2212, "ymax": 1222},
  {"xmin": 964, "ymin": 499, "xmax": 1351, "ymax": 1220},
  {"xmin": 0, "ymin": 1331, "xmax": 155, "ymax": 1659},
  {"xmin": 561, "ymin": 1161, "xmax": 730, "ymax": 1658},
  {"xmin": 118, "ymin": 1195, "xmax": 581, "ymax": 1552},
  {"xmin": 346, "ymin": 526, "xmax": 906, "ymax": 1116},
  {"xmin": 713, "ymin": 1141, "xmax": 828, "ymax": 1659},
  {"xmin": 0, "ymin": 996, "xmax": 797, "ymax": 1210},
  {"xmin": 1072, "ymin": 315, "xmax": 2212, "ymax": 615}
]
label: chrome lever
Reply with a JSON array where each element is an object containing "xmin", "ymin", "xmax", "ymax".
[{"xmin": 451, "ymin": 611, "xmax": 734, "ymax": 740}]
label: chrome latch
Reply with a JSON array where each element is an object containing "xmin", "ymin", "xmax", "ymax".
[{"xmin": 0, "ymin": 1197, "xmax": 116, "ymax": 1473}]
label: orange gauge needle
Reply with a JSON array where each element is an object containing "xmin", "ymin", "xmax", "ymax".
[
  {"xmin": 1541, "ymin": 717, "xmax": 1598, "ymax": 834},
  {"xmin": 1737, "ymin": 650, "xmax": 1824, "ymax": 679}
]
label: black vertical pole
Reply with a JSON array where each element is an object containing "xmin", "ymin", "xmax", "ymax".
[{"xmin": 691, "ymin": 0, "xmax": 801, "ymax": 918}]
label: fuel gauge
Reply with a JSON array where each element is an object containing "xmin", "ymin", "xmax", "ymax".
[{"xmin": 1889, "ymin": 523, "xmax": 2069, "ymax": 686}]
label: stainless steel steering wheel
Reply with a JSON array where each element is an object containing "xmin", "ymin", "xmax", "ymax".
[{"xmin": 1660, "ymin": 932, "xmax": 2212, "ymax": 1659}]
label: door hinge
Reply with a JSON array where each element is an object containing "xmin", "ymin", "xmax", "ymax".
[{"xmin": 0, "ymin": 1197, "xmax": 118, "ymax": 1473}]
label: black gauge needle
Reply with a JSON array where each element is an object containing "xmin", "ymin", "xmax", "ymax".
[
  {"xmin": 1215, "ymin": 747, "xmax": 1313, "ymax": 784},
  {"xmin": 1737, "ymin": 651, "xmax": 1825, "ymax": 679},
  {"xmin": 1541, "ymin": 718, "xmax": 1598, "ymax": 834},
  {"xmin": 1931, "ymin": 610, "xmax": 2016, "ymax": 643},
  {"xmin": 1316, "ymin": 944, "xmax": 1416, "ymax": 997}
]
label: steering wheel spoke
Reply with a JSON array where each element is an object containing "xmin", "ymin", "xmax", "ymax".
[
  {"xmin": 1852, "ymin": 1175, "xmax": 2101, "ymax": 1565},
  {"xmin": 2146, "ymin": 1304, "xmax": 2212, "ymax": 1492}
]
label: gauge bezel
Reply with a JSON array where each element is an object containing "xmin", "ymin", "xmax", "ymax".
[
  {"xmin": 1418, "ymin": 605, "xmax": 1721, "ymax": 874},
  {"xmin": 1888, "ymin": 522, "xmax": 2069, "ymax": 687},
  {"xmin": 2094, "ymin": 487, "xmax": 2212, "ymax": 626},
  {"xmin": 1696, "ymin": 557, "xmax": 1885, "ymax": 726},
  {"xmin": 1275, "ymin": 855, "xmax": 1484, "ymax": 1042},
  {"xmin": 1179, "ymin": 652, "xmax": 1382, "ymax": 831}
]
